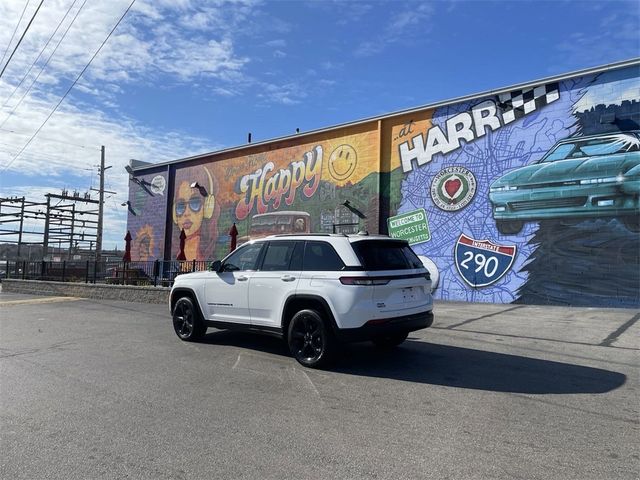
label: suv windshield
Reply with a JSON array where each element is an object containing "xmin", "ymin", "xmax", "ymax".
[
  {"xmin": 541, "ymin": 133, "xmax": 640, "ymax": 162},
  {"xmin": 351, "ymin": 240, "xmax": 424, "ymax": 271}
]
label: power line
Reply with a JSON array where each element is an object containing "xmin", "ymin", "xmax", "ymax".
[
  {"xmin": 1, "ymin": 0, "xmax": 80, "ymax": 109},
  {"xmin": 0, "ymin": 0, "xmax": 88, "ymax": 129},
  {"xmin": 0, "ymin": 0, "xmax": 31, "ymax": 69},
  {"xmin": 0, "ymin": 0, "xmax": 137, "ymax": 172},
  {"xmin": 0, "ymin": 127, "xmax": 98, "ymax": 150},
  {"xmin": 0, "ymin": 0, "xmax": 45, "ymax": 80},
  {"xmin": 0, "ymin": 143, "xmax": 84, "ymax": 164}
]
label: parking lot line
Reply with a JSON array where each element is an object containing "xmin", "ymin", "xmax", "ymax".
[
  {"xmin": 432, "ymin": 325, "xmax": 640, "ymax": 351},
  {"xmin": 0, "ymin": 296, "xmax": 82, "ymax": 307},
  {"xmin": 599, "ymin": 313, "xmax": 640, "ymax": 347},
  {"xmin": 445, "ymin": 305, "xmax": 526, "ymax": 329}
]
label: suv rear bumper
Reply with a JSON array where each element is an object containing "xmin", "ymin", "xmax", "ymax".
[{"xmin": 335, "ymin": 310, "xmax": 434, "ymax": 343}]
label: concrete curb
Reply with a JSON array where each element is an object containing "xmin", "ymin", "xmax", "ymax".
[{"xmin": 1, "ymin": 279, "xmax": 170, "ymax": 304}]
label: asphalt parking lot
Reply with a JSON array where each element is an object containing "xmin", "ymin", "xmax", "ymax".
[{"xmin": 1, "ymin": 292, "xmax": 638, "ymax": 480}]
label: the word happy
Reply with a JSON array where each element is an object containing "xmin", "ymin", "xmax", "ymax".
[{"xmin": 235, "ymin": 146, "xmax": 323, "ymax": 220}]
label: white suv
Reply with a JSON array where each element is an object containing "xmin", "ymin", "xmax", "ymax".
[{"xmin": 170, "ymin": 234, "xmax": 434, "ymax": 367}]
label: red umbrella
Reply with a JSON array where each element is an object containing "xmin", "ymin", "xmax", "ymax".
[
  {"xmin": 229, "ymin": 223, "xmax": 238, "ymax": 252},
  {"xmin": 177, "ymin": 228, "xmax": 187, "ymax": 260},
  {"xmin": 123, "ymin": 231, "xmax": 132, "ymax": 262}
]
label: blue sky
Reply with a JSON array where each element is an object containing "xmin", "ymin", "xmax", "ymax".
[{"xmin": 0, "ymin": 0, "xmax": 638, "ymax": 248}]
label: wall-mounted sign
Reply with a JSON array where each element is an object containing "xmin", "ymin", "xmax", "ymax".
[
  {"xmin": 387, "ymin": 208, "xmax": 431, "ymax": 245},
  {"xmin": 430, "ymin": 166, "xmax": 477, "ymax": 211},
  {"xmin": 454, "ymin": 234, "xmax": 516, "ymax": 287}
]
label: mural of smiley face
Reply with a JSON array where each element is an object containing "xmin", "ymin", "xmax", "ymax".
[{"xmin": 328, "ymin": 144, "xmax": 358, "ymax": 181}]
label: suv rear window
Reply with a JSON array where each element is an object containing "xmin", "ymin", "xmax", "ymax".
[{"xmin": 351, "ymin": 240, "xmax": 423, "ymax": 271}]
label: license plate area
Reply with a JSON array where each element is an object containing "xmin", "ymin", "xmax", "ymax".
[{"xmin": 402, "ymin": 287, "xmax": 416, "ymax": 302}]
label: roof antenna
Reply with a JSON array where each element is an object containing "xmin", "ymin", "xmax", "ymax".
[{"xmin": 247, "ymin": 132, "xmax": 252, "ymax": 143}]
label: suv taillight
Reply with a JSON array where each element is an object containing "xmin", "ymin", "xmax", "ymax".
[{"xmin": 339, "ymin": 277, "xmax": 389, "ymax": 286}]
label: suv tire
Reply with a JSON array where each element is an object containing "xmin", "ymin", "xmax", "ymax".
[
  {"xmin": 173, "ymin": 297, "xmax": 207, "ymax": 341},
  {"xmin": 372, "ymin": 331, "xmax": 409, "ymax": 348},
  {"xmin": 287, "ymin": 309, "xmax": 335, "ymax": 368}
]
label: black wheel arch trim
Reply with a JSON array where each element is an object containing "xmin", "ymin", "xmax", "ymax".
[
  {"xmin": 282, "ymin": 294, "xmax": 340, "ymax": 335},
  {"xmin": 171, "ymin": 287, "xmax": 205, "ymax": 321}
]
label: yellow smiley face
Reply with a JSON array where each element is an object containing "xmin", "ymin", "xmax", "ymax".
[{"xmin": 328, "ymin": 144, "xmax": 357, "ymax": 181}]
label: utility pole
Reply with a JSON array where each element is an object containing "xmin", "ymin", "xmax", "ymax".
[
  {"xmin": 43, "ymin": 195, "xmax": 50, "ymax": 258},
  {"xmin": 90, "ymin": 146, "xmax": 114, "ymax": 262},
  {"xmin": 96, "ymin": 146, "xmax": 105, "ymax": 262},
  {"xmin": 68, "ymin": 203, "xmax": 75, "ymax": 260},
  {"xmin": 17, "ymin": 197, "xmax": 24, "ymax": 258}
]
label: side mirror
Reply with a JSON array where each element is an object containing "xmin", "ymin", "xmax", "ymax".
[{"xmin": 209, "ymin": 260, "xmax": 222, "ymax": 272}]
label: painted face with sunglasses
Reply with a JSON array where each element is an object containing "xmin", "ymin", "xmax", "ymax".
[{"xmin": 174, "ymin": 181, "xmax": 204, "ymax": 239}]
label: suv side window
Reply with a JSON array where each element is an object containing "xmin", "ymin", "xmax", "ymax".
[
  {"xmin": 261, "ymin": 241, "xmax": 297, "ymax": 271},
  {"xmin": 303, "ymin": 241, "xmax": 345, "ymax": 271},
  {"xmin": 222, "ymin": 243, "xmax": 264, "ymax": 272}
]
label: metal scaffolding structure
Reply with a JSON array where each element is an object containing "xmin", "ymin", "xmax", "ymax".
[
  {"xmin": 43, "ymin": 191, "xmax": 100, "ymax": 259},
  {"xmin": 1, "ymin": 145, "xmax": 111, "ymax": 261},
  {"xmin": 0, "ymin": 196, "xmax": 47, "ymax": 259},
  {"xmin": 0, "ymin": 190, "xmax": 100, "ymax": 261}
]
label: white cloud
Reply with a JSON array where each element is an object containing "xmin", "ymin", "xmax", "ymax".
[
  {"xmin": 265, "ymin": 39, "xmax": 286, "ymax": 48},
  {"xmin": 311, "ymin": 1, "xmax": 372, "ymax": 26},
  {"xmin": 0, "ymin": 0, "xmax": 252, "ymax": 99},
  {"xmin": 552, "ymin": 12, "xmax": 640, "ymax": 72},
  {"xmin": 212, "ymin": 86, "xmax": 239, "ymax": 97},
  {"xmin": 321, "ymin": 61, "xmax": 340, "ymax": 70},
  {"xmin": 354, "ymin": 3, "xmax": 434, "ymax": 57},
  {"xmin": 258, "ymin": 82, "xmax": 307, "ymax": 105},
  {"xmin": 0, "ymin": 0, "xmax": 329, "ymax": 250},
  {"xmin": 0, "ymin": 74, "xmax": 221, "ymax": 248}
]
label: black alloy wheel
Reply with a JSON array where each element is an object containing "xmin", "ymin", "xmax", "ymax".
[
  {"xmin": 173, "ymin": 297, "xmax": 206, "ymax": 341},
  {"xmin": 288, "ymin": 309, "xmax": 334, "ymax": 368}
]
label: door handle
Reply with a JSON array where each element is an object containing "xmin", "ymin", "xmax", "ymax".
[
  {"xmin": 237, "ymin": 275, "xmax": 249, "ymax": 282},
  {"xmin": 281, "ymin": 275, "xmax": 296, "ymax": 282}
]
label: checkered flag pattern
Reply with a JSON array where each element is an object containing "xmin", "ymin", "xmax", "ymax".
[{"xmin": 496, "ymin": 82, "xmax": 560, "ymax": 124}]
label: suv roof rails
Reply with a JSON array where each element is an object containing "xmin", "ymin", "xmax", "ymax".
[{"xmin": 269, "ymin": 233, "xmax": 348, "ymax": 238}]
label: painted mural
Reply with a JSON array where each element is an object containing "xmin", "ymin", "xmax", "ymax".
[
  {"xmin": 126, "ymin": 169, "xmax": 168, "ymax": 262},
  {"xmin": 396, "ymin": 65, "xmax": 639, "ymax": 307},
  {"xmin": 168, "ymin": 124, "xmax": 384, "ymax": 261},
  {"xmin": 126, "ymin": 62, "xmax": 639, "ymax": 307}
]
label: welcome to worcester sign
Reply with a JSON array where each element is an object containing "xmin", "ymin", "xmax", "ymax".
[{"xmin": 387, "ymin": 208, "xmax": 431, "ymax": 245}]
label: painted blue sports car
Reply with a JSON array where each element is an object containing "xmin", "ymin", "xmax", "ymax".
[{"xmin": 489, "ymin": 131, "xmax": 640, "ymax": 234}]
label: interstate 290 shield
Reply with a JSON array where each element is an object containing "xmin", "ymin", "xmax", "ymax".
[{"xmin": 454, "ymin": 234, "xmax": 517, "ymax": 288}]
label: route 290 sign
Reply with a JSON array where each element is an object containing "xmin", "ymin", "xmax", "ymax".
[{"xmin": 454, "ymin": 234, "xmax": 516, "ymax": 287}]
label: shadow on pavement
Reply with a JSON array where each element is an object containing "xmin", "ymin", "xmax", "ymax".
[
  {"xmin": 200, "ymin": 330, "xmax": 290, "ymax": 357},
  {"xmin": 200, "ymin": 331, "xmax": 626, "ymax": 395},
  {"xmin": 334, "ymin": 340, "xmax": 626, "ymax": 394}
]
